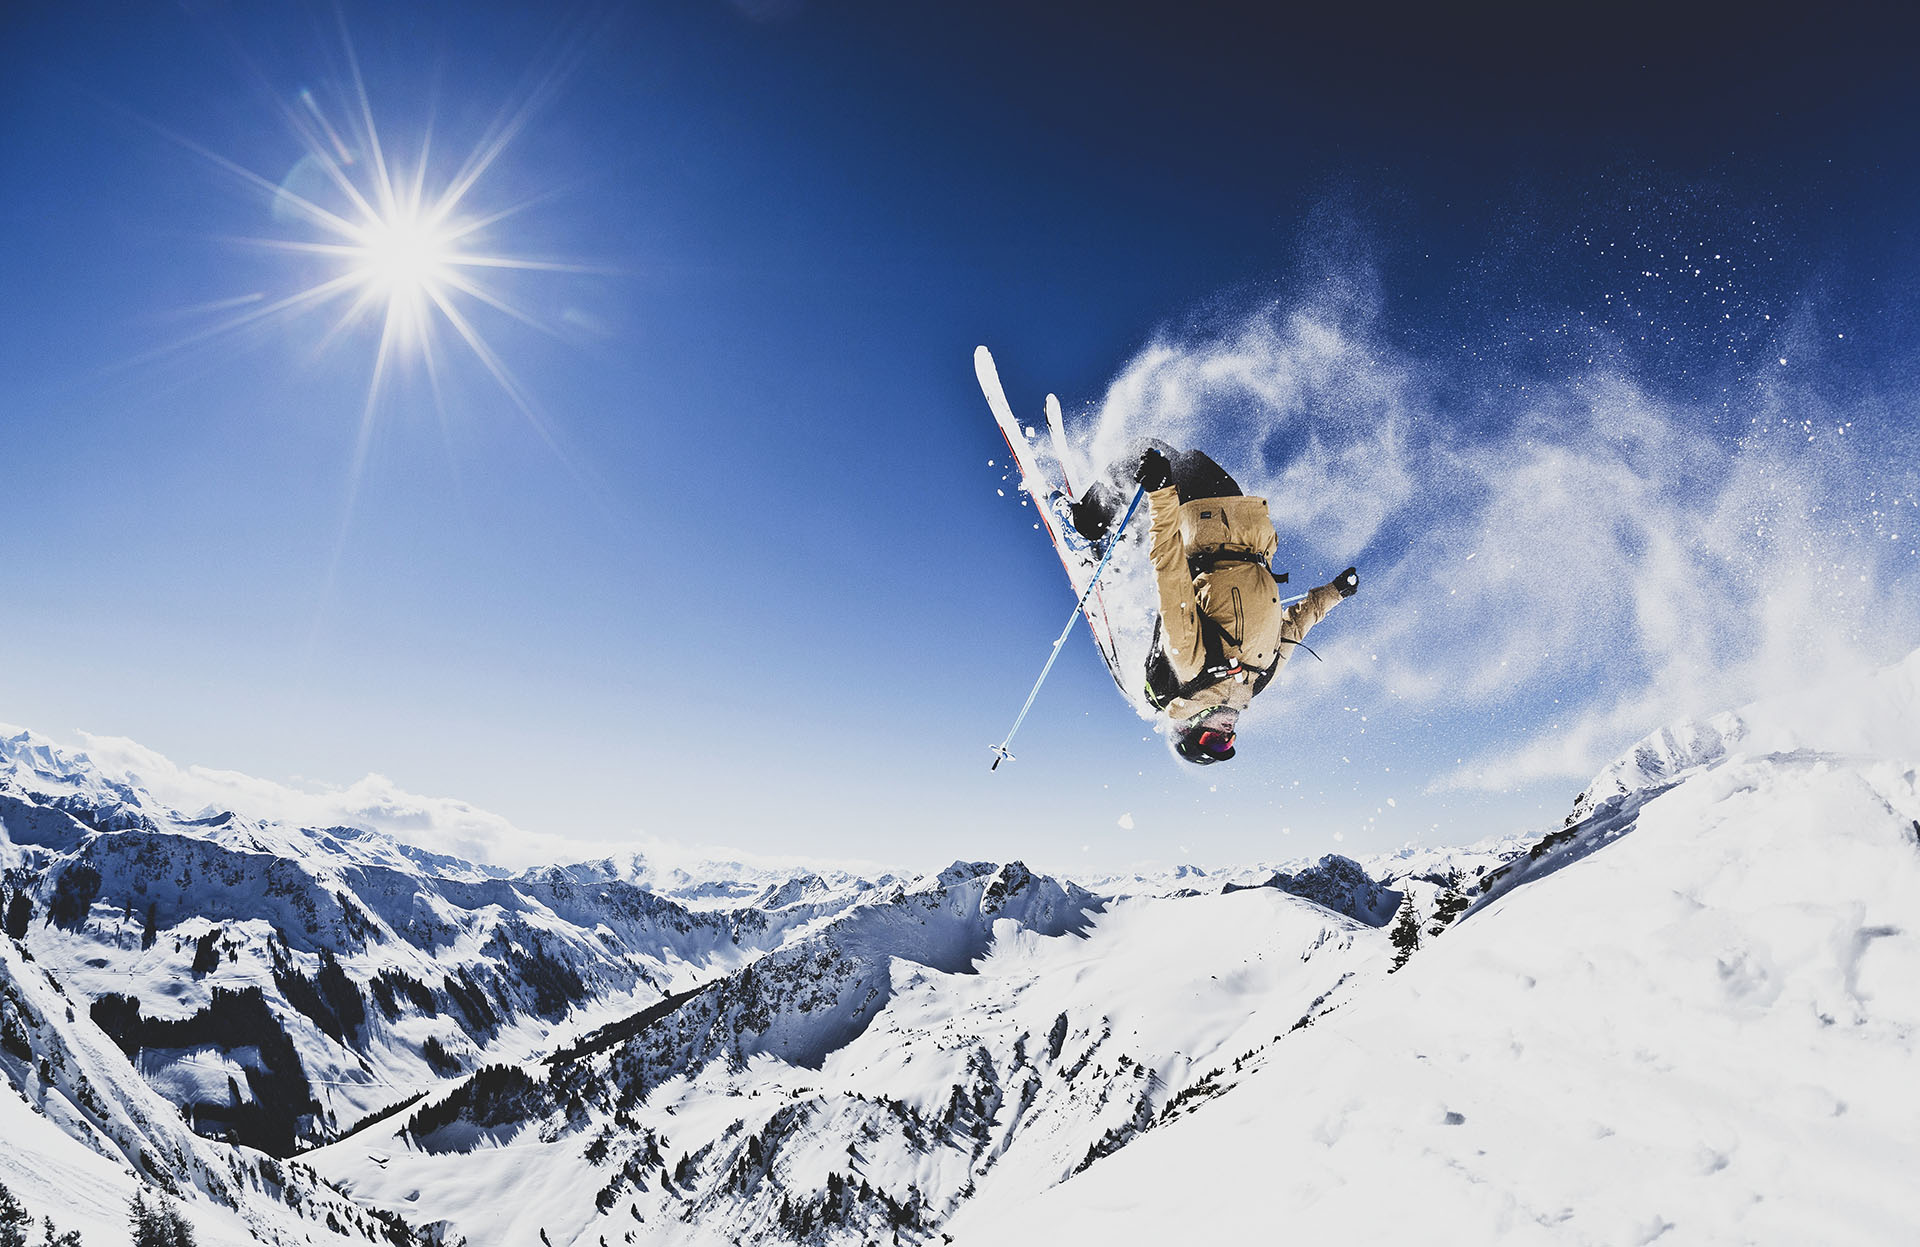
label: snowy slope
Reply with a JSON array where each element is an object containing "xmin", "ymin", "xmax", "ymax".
[
  {"xmin": 0, "ymin": 730, "xmax": 895, "ymax": 1156},
  {"xmin": 0, "ymin": 722, "xmax": 1529, "ymax": 1246},
  {"xmin": 16, "ymin": 655, "xmax": 1919, "ymax": 1246},
  {"xmin": 949, "ymin": 652, "xmax": 1920, "ymax": 1246},
  {"xmin": 0, "ymin": 933, "xmax": 422, "ymax": 1247},
  {"xmin": 306, "ymin": 863, "xmax": 1381, "ymax": 1247}
]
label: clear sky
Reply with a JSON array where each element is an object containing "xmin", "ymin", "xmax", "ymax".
[{"xmin": 4, "ymin": 1, "xmax": 1919, "ymax": 874}]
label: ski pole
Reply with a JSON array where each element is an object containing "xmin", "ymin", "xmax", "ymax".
[{"xmin": 991, "ymin": 485, "xmax": 1147, "ymax": 770}]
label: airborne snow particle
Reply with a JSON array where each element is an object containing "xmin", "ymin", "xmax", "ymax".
[{"xmin": 1117, "ymin": 813, "xmax": 1136, "ymax": 830}]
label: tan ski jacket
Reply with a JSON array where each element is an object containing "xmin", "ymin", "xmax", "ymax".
[{"xmin": 1145, "ymin": 485, "xmax": 1344, "ymax": 721}]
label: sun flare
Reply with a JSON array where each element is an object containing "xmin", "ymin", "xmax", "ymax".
[{"xmin": 157, "ymin": 30, "xmax": 591, "ymax": 446}]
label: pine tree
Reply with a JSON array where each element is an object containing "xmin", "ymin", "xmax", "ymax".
[
  {"xmin": 39, "ymin": 1217, "xmax": 80, "ymax": 1247},
  {"xmin": 128, "ymin": 1193, "xmax": 155, "ymax": 1247},
  {"xmin": 190, "ymin": 930, "xmax": 222, "ymax": 976},
  {"xmin": 1389, "ymin": 897, "xmax": 1420, "ymax": 972},
  {"xmin": 0, "ymin": 1181, "xmax": 32, "ymax": 1247},
  {"xmin": 129, "ymin": 1190, "xmax": 196, "ymax": 1247},
  {"xmin": 1428, "ymin": 887, "xmax": 1470, "ymax": 936}
]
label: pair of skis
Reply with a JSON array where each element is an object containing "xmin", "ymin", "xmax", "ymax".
[
  {"xmin": 976, "ymin": 346, "xmax": 1141, "ymax": 769},
  {"xmin": 977, "ymin": 346, "xmax": 1328, "ymax": 770}
]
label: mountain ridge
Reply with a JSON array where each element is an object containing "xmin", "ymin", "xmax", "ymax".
[{"xmin": 13, "ymin": 653, "xmax": 1918, "ymax": 1244}]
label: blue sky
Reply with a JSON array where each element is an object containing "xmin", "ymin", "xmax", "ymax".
[{"xmin": 4, "ymin": 1, "xmax": 1919, "ymax": 873}]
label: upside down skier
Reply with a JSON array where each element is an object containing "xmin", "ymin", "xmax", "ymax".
[{"xmin": 1064, "ymin": 445, "xmax": 1358, "ymax": 765}]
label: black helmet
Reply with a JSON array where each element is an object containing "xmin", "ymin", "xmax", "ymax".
[{"xmin": 1175, "ymin": 709, "xmax": 1238, "ymax": 764}]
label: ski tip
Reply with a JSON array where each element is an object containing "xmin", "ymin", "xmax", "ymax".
[{"xmin": 973, "ymin": 346, "xmax": 1000, "ymax": 389}]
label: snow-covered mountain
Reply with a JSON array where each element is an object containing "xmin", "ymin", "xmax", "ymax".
[
  {"xmin": 950, "ymin": 650, "xmax": 1920, "ymax": 1246},
  {"xmin": 9, "ymin": 651, "xmax": 1919, "ymax": 1245},
  {"xmin": 0, "ymin": 723, "xmax": 1487, "ymax": 1246},
  {"xmin": 0, "ymin": 913, "xmax": 426, "ymax": 1247},
  {"xmin": 0, "ymin": 728, "xmax": 910, "ymax": 1161},
  {"xmin": 303, "ymin": 859, "xmax": 1388, "ymax": 1247}
]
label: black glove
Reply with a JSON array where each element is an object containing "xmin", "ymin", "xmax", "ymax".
[
  {"xmin": 1335, "ymin": 566, "xmax": 1359, "ymax": 598},
  {"xmin": 1135, "ymin": 448, "xmax": 1173, "ymax": 492}
]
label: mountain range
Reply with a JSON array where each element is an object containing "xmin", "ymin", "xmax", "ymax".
[{"xmin": 4, "ymin": 649, "xmax": 1917, "ymax": 1245}]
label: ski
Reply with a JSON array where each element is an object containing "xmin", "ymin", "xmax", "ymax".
[
  {"xmin": 975, "ymin": 346, "xmax": 1124, "ymax": 682},
  {"xmin": 1044, "ymin": 392, "xmax": 1083, "ymax": 493}
]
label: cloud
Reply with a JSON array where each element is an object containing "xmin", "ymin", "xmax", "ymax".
[
  {"xmin": 71, "ymin": 731, "xmax": 583, "ymax": 869},
  {"xmin": 60, "ymin": 730, "xmax": 902, "ymax": 876}
]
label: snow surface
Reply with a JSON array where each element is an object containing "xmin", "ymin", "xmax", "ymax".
[
  {"xmin": 0, "ymin": 933, "xmax": 400, "ymax": 1247},
  {"xmin": 8, "ymin": 650, "xmax": 1920, "ymax": 1246},
  {"xmin": 950, "ymin": 652, "xmax": 1920, "ymax": 1246},
  {"xmin": 305, "ymin": 878, "xmax": 1379, "ymax": 1247}
]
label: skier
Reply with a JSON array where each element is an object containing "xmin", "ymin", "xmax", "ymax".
[{"xmin": 1063, "ymin": 445, "xmax": 1357, "ymax": 765}]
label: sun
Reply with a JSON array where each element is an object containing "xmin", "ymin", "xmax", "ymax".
[
  {"xmin": 331, "ymin": 189, "xmax": 471, "ymax": 353},
  {"xmin": 262, "ymin": 88, "xmax": 563, "ymax": 400},
  {"xmin": 127, "ymin": 17, "xmax": 608, "ymax": 635},
  {"xmin": 354, "ymin": 209, "xmax": 455, "ymax": 302},
  {"xmin": 150, "ymin": 30, "xmax": 592, "ymax": 448}
]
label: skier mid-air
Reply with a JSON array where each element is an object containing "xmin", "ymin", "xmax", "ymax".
[
  {"xmin": 975, "ymin": 345, "xmax": 1355, "ymax": 770},
  {"xmin": 1062, "ymin": 445, "xmax": 1358, "ymax": 765}
]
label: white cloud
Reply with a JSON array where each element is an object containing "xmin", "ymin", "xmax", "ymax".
[
  {"xmin": 56, "ymin": 730, "xmax": 903, "ymax": 877},
  {"xmin": 70, "ymin": 731, "xmax": 585, "ymax": 868}
]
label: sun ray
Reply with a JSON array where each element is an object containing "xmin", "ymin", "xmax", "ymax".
[
  {"xmin": 336, "ymin": 10, "xmax": 398, "ymax": 223},
  {"xmin": 426, "ymin": 37, "xmax": 581, "ymax": 228},
  {"xmin": 297, "ymin": 88, "xmax": 354, "ymax": 164},
  {"xmin": 410, "ymin": 111, "xmax": 435, "ymax": 217},
  {"xmin": 424, "ymin": 284, "xmax": 548, "ymax": 440},
  {"xmin": 111, "ymin": 271, "xmax": 367, "ymax": 374},
  {"xmin": 309, "ymin": 282, "xmax": 393, "ymax": 360},
  {"xmin": 438, "ymin": 183, "xmax": 579, "ymax": 241},
  {"xmin": 299, "ymin": 147, "xmax": 387, "ymax": 234},
  {"xmin": 171, "ymin": 11, "xmax": 627, "ymax": 677},
  {"xmin": 435, "ymin": 269, "xmax": 570, "ymax": 341},
  {"xmin": 424, "ymin": 282, "xmax": 619, "ymax": 520},
  {"xmin": 133, "ymin": 114, "xmax": 366, "ymax": 241},
  {"xmin": 443, "ymin": 254, "xmax": 604, "ymax": 273}
]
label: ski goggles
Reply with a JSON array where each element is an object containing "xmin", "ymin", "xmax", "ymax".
[
  {"xmin": 1195, "ymin": 729, "xmax": 1236, "ymax": 757},
  {"xmin": 1177, "ymin": 727, "xmax": 1237, "ymax": 764}
]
